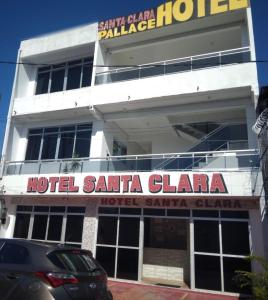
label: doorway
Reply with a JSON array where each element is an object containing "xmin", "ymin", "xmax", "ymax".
[{"xmin": 142, "ymin": 218, "xmax": 190, "ymax": 288}]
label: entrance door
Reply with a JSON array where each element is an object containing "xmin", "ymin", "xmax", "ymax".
[
  {"xmin": 96, "ymin": 215, "xmax": 140, "ymax": 281},
  {"xmin": 143, "ymin": 218, "xmax": 190, "ymax": 288}
]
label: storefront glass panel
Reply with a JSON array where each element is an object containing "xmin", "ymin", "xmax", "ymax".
[
  {"xmin": 97, "ymin": 216, "xmax": 117, "ymax": 245},
  {"xmin": 223, "ymin": 257, "xmax": 251, "ymax": 293},
  {"xmin": 13, "ymin": 206, "xmax": 85, "ymax": 248},
  {"xmin": 195, "ymin": 255, "xmax": 221, "ymax": 291},
  {"xmin": 31, "ymin": 215, "xmax": 48, "ymax": 240},
  {"xmin": 222, "ymin": 221, "xmax": 250, "ymax": 255},
  {"xmin": 13, "ymin": 214, "xmax": 31, "ymax": 239},
  {"xmin": 119, "ymin": 217, "xmax": 140, "ymax": 247},
  {"xmin": 117, "ymin": 249, "xmax": 139, "ymax": 280},
  {"xmin": 65, "ymin": 215, "xmax": 84, "ymax": 243},
  {"xmin": 47, "ymin": 215, "xmax": 63, "ymax": 241},
  {"xmin": 96, "ymin": 247, "xmax": 116, "ymax": 277},
  {"xmin": 194, "ymin": 220, "xmax": 220, "ymax": 253}
]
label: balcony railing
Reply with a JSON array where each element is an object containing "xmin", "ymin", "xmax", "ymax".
[
  {"xmin": 95, "ymin": 47, "xmax": 251, "ymax": 85},
  {"xmin": 3, "ymin": 149, "xmax": 259, "ymax": 176}
]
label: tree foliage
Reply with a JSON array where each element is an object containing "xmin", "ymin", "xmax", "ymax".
[{"xmin": 236, "ymin": 256, "xmax": 268, "ymax": 300}]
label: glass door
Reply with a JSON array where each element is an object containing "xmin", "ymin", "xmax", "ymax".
[{"xmin": 96, "ymin": 215, "xmax": 141, "ymax": 281}]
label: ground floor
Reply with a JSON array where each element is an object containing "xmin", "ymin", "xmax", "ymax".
[
  {"xmin": 108, "ymin": 281, "xmax": 252, "ymax": 300},
  {"xmin": 0, "ymin": 196, "xmax": 264, "ymax": 297}
]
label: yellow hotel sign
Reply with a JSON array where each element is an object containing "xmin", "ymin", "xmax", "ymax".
[{"xmin": 98, "ymin": 0, "xmax": 249, "ymax": 40}]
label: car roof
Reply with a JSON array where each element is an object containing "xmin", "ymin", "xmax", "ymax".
[
  {"xmin": 0, "ymin": 238, "xmax": 90, "ymax": 270},
  {"xmin": 0, "ymin": 238, "xmax": 82, "ymax": 252}
]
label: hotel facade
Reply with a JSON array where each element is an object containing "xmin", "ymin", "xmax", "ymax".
[{"xmin": 0, "ymin": 0, "xmax": 266, "ymax": 296}]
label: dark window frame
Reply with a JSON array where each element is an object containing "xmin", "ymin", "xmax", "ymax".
[
  {"xmin": 35, "ymin": 57, "xmax": 93, "ymax": 95},
  {"xmin": 13, "ymin": 206, "xmax": 86, "ymax": 247},
  {"xmin": 25, "ymin": 123, "xmax": 92, "ymax": 161}
]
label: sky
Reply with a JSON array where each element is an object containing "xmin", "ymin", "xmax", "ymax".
[{"xmin": 0, "ymin": 0, "xmax": 267, "ymax": 154}]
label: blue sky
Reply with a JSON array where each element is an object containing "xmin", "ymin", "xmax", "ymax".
[{"xmin": 0, "ymin": 1, "xmax": 267, "ymax": 153}]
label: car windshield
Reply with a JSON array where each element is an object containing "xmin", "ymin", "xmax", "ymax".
[{"xmin": 48, "ymin": 250, "xmax": 99, "ymax": 272}]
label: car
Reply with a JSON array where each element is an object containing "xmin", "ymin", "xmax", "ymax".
[{"xmin": 0, "ymin": 238, "xmax": 113, "ymax": 300}]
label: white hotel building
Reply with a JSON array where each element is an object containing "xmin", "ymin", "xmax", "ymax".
[{"xmin": 0, "ymin": 0, "xmax": 266, "ymax": 296}]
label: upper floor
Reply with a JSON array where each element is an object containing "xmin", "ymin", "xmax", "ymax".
[{"xmin": 10, "ymin": 3, "xmax": 258, "ymax": 118}]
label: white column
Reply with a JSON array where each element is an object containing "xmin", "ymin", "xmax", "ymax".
[{"xmin": 249, "ymin": 209, "xmax": 265, "ymax": 272}]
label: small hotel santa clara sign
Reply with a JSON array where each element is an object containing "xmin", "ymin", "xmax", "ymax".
[{"xmin": 98, "ymin": 0, "xmax": 249, "ymax": 40}]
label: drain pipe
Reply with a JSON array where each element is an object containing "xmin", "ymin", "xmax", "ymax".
[{"xmin": 0, "ymin": 49, "xmax": 22, "ymax": 178}]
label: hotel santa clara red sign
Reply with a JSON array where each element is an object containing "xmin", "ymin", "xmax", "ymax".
[
  {"xmin": 98, "ymin": 0, "xmax": 249, "ymax": 40},
  {"xmin": 26, "ymin": 172, "xmax": 259, "ymax": 210}
]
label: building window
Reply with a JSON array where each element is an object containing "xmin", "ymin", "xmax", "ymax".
[
  {"xmin": 25, "ymin": 123, "xmax": 92, "ymax": 161},
  {"xmin": 113, "ymin": 139, "xmax": 127, "ymax": 156},
  {"xmin": 194, "ymin": 218, "xmax": 251, "ymax": 293},
  {"xmin": 35, "ymin": 58, "xmax": 93, "ymax": 95},
  {"xmin": 13, "ymin": 206, "xmax": 86, "ymax": 248}
]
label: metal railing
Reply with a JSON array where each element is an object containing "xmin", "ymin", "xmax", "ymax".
[
  {"xmin": 3, "ymin": 149, "xmax": 259, "ymax": 176},
  {"xmin": 95, "ymin": 47, "xmax": 251, "ymax": 85}
]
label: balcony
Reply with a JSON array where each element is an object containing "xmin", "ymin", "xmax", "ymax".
[
  {"xmin": 3, "ymin": 149, "xmax": 259, "ymax": 176},
  {"xmin": 95, "ymin": 47, "xmax": 250, "ymax": 85}
]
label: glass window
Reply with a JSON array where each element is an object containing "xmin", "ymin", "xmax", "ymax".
[
  {"xmin": 34, "ymin": 206, "xmax": 49, "ymax": 212},
  {"xmin": 25, "ymin": 135, "xmax": 42, "ymax": 160},
  {"xmin": 194, "ymin": 220, "xmax": 220, "ymax": 253},
  {"xmin": 50, "ymin": 69, "xmax": 65, "ymax": 93},
  {"xmin": 36, "ymin": 72, "xmax": 50, "ymax": 95},
  {"xmin": 97, "ymin": 216, "xmax": 117, "ymax": 245},
  {"xmin": 96, "ymin": 247, "xmax": 116, "ymax": 277},
  {"xmin": 25, "ymin": 124, "xmax": 92, "ymax": 161},
  {"xmin": 35, "ymin": 57, "xmax": 93, "ymax": 95},
  {"xmin": 44, "ymin": 127, "xmax": 59, "ymax": 134},
  {"xmin": 143, "ymin": 209, "xmax": 165, "ymax": 216},
  {"xmin": 0, "ymin": 243, "xmax": 30, "ymax": 264},
  {"xmin": 117, "ymin": 249, "xmax": 139, "ymax": 281},
  {"xmin": 47, "ymin": 215, "xmax": 63, "ymax": 241},
  {"xmin": 120, "ymin": 208, "xmax": 141, "ymax": 215},
  {"xmin": 74, "ymin": 131, "xmax": 91, "ymax": 157},
  {"xmin": 222, "ymin": 221, "xmax": 250, "ymax": 255},
  {"xmin": 119, "ymin": 218, "xmax": 140, "ymax": 247},
  {"xmin": 13, "ymin": 214, "xmax": 30, "ymax": 238},
  {"xmin": 65, "ymin": 215, "xmax": 84, "ymax": 243},
  {"xmin": 113, "ymin": 139, "xmax": 127, "ymax": 156},
  {"xmin": 50, "ymin": 206, "xmax": 65, "ymax": 213},
  {"xmin": 17, "ymin": 206, "xmax": 33, "ymax": 212},
  {"xmin": 67, "ymin": 207, "xmax": 86, "ymax": 213},
  {"xmin": 167, "ymin": 209, "xmax": 190, "ymax": 217},
  {"xmin": 58, "ymin": 132, "xmax": 75, "ymax": 159},
  {"xmin": 99, "ymin": 207, "xmax": 119, "ymax": 214},
  {"xmin": 48, "ymin": 250, "xmax": 98, "ymax": 272},
  {"xmin": 223, "ymin": 257, "xmax": 251, "ymax": 293},
  {"xmin": 193, "ymin": 210, "xmax": 219, "ymax": 218},
  {"xmin": 67, "ymin": 65, "xmax": 82, "ymax": 90},
  {"xmin": 82, "ymin": 63, "xmax": 93, "ymax": 87},
  {"xmin": 31, "ymin": 215, "xmax": 48, "ymax": 240},
  {"xmin": 41, "ymin": 134, "xmax": 58, "ymax": 159},
  {"xmin": 221, "ymin": 211, "xmax": 249, "ymax": 219},
  {"xmin": 77, "ymin": 124, "xmax": 92, "ymax": 130},
  {"xmin": 144, "ymin": 218, "xmax": 188, "ymax": 250},
  {"xmin": 195, "ymin": 255, "xmax": 221, "ymax": 291},
  {"xmin": 13, "ymin": 206, "xmax": 85, "ymax": 248}
]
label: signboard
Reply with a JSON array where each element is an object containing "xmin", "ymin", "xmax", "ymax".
[
  {"xmin": 100, "ymin": 196, "xmax": 259, "ymax": 210},
  {"xmin": 98, "ymin": 0, "xmax": 249, "ymax": 40},
  {"xmin": 27, "ymin": 173, "xmax": 228, "ymax": 195}
]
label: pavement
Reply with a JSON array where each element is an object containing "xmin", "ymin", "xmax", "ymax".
[{"xmin": 108, "ymin": 281, "xmax": 250, "ymax": 300}]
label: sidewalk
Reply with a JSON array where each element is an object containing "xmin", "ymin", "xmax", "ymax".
[{"xmin": 108, "ymin": 281, "xmax": 249, "ymax": 300}]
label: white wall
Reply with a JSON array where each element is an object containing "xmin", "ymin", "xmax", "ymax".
[{"xmin": 20, "ymin": 23, "xmax": 98, "ymax": 59}]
